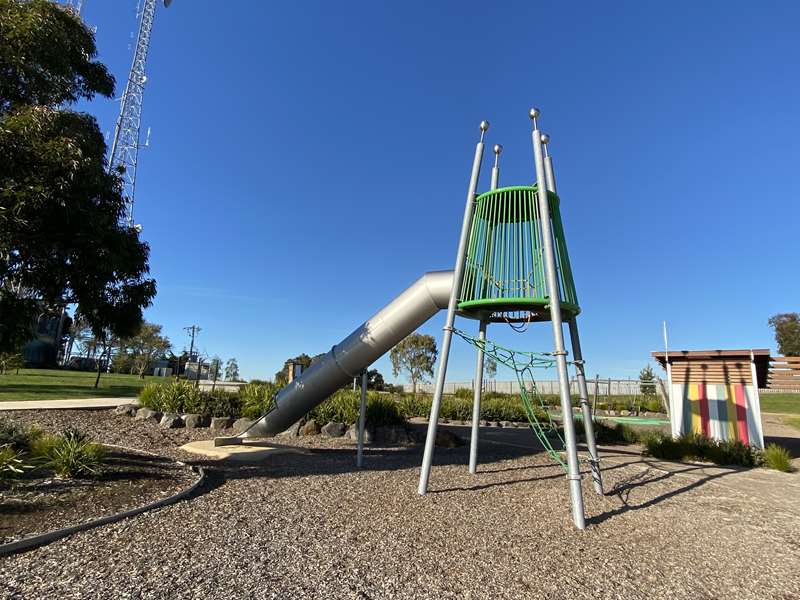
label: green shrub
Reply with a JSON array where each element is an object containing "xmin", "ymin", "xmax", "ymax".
[
  {"xmin": 139, "ymin": 380, "xmax": 241, "ymax": 415},
  {"xmin": 397, "ymin": 394, "xmax": 431, "ymax": 419},
  {"xmin": 453, "ymin": 388, "xmax": 473, "ymax": 400},
  {"xmin": 394, "ymin": 393, "xmax": 547, "ymax": 424},
  {"xmin": 184, "ymin": 390, "xmax": 241, "ymax": 417},
  {"xmin": 309, "ymin": 389, "xmax": 360, "ymax": 424},
  {"xmin": 0, "ymin": 444, "xmax": 28, "ymax": 485},
  {"xmin": 365, "ymin": 395, "xmax": 405, "ymax": 426},
  {"xmin": 643, "ymin": 432, "xmax": 761, "ymax": 467},
  {"xmin": 307, "ymin": 390, "xmax": 404, "ymax": 426},
  {"xmin": 240, "ymin": 382, "xmax": 281, "ymax": 419},
  {"xmin": 157, "ymin": 379, "xmax": 200, "ymax": 413},
  {"xmin": 643, "ymin": 431, "xmax": 686, "ymax": 460},
  {"xmin": 33, "ymin": 429, "xmax": 106, "ymax": 478},
  {"xmin": 707, "ymin": 438, "xmax": 758, "ymax": 467},
  {"xmin": 642, "ymin": 399, "xmax": 663, "ymax": 413},
  {"xmin": 762, "ymin": 444, "xmax": 793, "ymax": 472},
  {"xmin": 0, "ymin": 419, "xmax": 43, "ymax": 452},
  {"xmin": 138, "ymin": 383, "xmax": 163, "ymax": 409},
  {"xmin": 593, "ymin": 421, "xmax": 640, "ymax": 445}
]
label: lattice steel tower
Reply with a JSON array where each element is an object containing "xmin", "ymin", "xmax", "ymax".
[{"xmin": 108, "ymin": 0, "xmax": 171, "ymax": 227}]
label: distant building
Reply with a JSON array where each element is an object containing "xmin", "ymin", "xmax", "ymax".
[{"xmin": 184, "ymin": 361, "xmax": 210, "ymax": 381}]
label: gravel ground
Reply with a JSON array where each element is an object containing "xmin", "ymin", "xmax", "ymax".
[
  {"xmin": 0, "ymin": 445, "xmax": 196, "ymax": 544},
  {"xmin": 1, "ymin": 410, "xmax": 799, "ymax": 599}
]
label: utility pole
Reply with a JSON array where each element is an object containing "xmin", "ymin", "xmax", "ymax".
[{"xmin": 184, "ymin": 325, "xmax": 201, "ymax": 361}]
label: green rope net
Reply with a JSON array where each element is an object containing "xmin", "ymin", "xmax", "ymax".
[{"xmin": 451, "ymin": 328, "xmax": 569, "ymax": 469}]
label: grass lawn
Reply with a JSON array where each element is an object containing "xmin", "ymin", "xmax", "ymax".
[
  {"xmin": 0, "ymin": 369, "xmax": 155, "ymax": 401},
  {"xmin": 782, "ymin": 416, "xmax": 800, "ymax": 431},
  {"xmin": 759, "ymin": 393, "xmax": 800, "ymax": 415}
]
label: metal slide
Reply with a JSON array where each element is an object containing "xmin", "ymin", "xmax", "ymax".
[{"xmin": 240, "ymin": 271, "xmax": 453, "ymax": 438}]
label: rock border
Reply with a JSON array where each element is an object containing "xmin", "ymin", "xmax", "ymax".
[{"xmin": 0, "ymin": 444, "xmax": 205, "ymax": 557}]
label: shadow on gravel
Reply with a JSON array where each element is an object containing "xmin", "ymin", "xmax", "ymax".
[
  {"xmin": 588, "ymin": 458, "xmax": 740, "ymax": 526},
  {"xmin": 181, "ymin": 425, "xmax": 554, "ymax": 499}
]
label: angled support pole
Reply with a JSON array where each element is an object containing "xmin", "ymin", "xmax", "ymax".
[
  {"xmin": 469, "ymin": 144, "xmax": 501, "ymax": 475},
  {"xmin": 568, "ymin": 321, "xmax": 603, "ymax": 495},
  {"xmin": 357, "ymin": 368, "xmax": 368, "ymax": 468},
  {"xmin": 418, "ymin": 120, "xmax": 488, "ymax": 494},
  {"xmin": 542, "ymin": 135, "xmax": 603, "ymax": 496},
  {"xmin": 469, "ymin": 319, "xmax": 487, "ymax": 474},
  {"xmin": 531, "ymin": 108, "xmax": 586, "ymax": 529}
]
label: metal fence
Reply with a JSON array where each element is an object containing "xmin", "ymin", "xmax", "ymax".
[{"xmin": 402, "ymin": 377, "xmax": 666, "ymax": 397}]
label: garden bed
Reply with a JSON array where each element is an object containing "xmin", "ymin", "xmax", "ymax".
[{"xmin": 0, "ymin": 445, "xmax": 196, "ymax": 545}]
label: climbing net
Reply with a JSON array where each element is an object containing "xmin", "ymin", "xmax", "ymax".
[{"xmin": 451, "ymin": 328, "xmax": 571, "ymax": 469}]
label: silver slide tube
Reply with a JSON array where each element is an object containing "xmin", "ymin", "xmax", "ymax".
[{"xmin": 241, "ymin": 271, "xmax": 453, "ymax": 438}]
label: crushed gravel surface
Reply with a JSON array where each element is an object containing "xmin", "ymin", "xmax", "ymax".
[{"xmin": 1, "ymin": 410, "xmax": 799, "ymax": 599}]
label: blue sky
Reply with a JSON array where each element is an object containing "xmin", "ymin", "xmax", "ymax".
[{"xmin": 77, "ymin": 1, "xmax": 800, "ymax": 383}]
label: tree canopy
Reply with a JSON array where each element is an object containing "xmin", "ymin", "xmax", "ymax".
[
  {"xmin": 0, "ymin": 0, "xmax": 114, "ymax": 112},
  {"xmin": 769, "ymin": 313, "xmax": 800, "ymax": 357},
  {"xmin": 0, "ymin": 0, "xmax": 155, "ymax": 352},
  {"xmin": 224, "ymin": 357, "xmax": 240, "ymax": 381},
  {"xmin": 116, "ymin": 322, "xmax": 171, "ymax": 378},
  {"xmin": 390, "ymin": 333, "xmax": 437, "ymax": 394}
]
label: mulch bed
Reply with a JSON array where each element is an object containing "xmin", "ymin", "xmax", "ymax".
[{"xmin": 0, "ymin": 446, "xmax": 196, "ymax": 545}]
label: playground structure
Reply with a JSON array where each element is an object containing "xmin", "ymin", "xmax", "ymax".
[{"xmin": 230, "ymin": 109, "xmax": 602, "ymax": 529}]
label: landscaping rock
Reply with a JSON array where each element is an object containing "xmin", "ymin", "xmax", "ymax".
[
  {"xmin": 160, "ymin": 413, "xmax": 183, "ymax": 429},
  {"xmin": 620, "ymin": 410, "xmax": 631, "ymax": 417},
  {"xmin": 301, "ymin": 419, "xmax": 321, "ymax": 436},
  {"xmin": 481, "ymin": 420, "xmax": 490, "ymax": 427},
  {"xmin": 491, "ymin": 421, "xmax": 500, "ymax": 428},
  {"xmin": 277, "ymin": 420, "xmax": 303, "ymax": 438},
  {"xmin": 321, "ymin": 422, "xmax": 347, "ymax": 438},
  {"xmin": 210, "ymin": 417, "xmax": 234, "ymax": 431},
  {"xmin": 346, "ymin": 424, "xmax": 373, "ymax": 444},
  {"xmin": 501, "ymin": 421, "xmax": 513, "ymax": 428},
  {"xmin": 232, "ymin": 418, "xmax": 254, "ymax": 434},
  {"xmin": 374, "ymin": 424, "xmax": 415, "ymax": 446},
  {"xmin": 184, "ymin": 414, "xmax": 211, "ymax": 428},
  {"xmin": 114, "ymin": 404, "xmax": 138, "ymax": 417},
  {"xmin": 134, "ymin": 407, "xmax": 162, "ymax": 423},
  {"xmin": 435, "ymin": 430, "xmax": 465, "ymax": 448}
]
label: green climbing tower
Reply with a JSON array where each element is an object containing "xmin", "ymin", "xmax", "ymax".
[
  {"xmin": 418, "ymin": 110, "xmax": 603, "ymax": 531},
  {"xmin": 458, "ymin": 185, "xmax": 579, "ymax": 322}
]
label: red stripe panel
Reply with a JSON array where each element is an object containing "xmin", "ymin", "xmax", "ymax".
[
  {"xmin": 734, "ymin": 384, "xmax": 749, "ymax": 445},
  {"xmin": 698, "ymin": 382, "xmax": 710, "ymax": 438}
]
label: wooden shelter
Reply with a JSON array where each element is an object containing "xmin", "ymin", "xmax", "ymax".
[
  {"xmin": 651, "ymin": 349, "xmax": 767, "ymax": 449},
  {"xmin": 767, "ymin": 356, "xmax": 800, "ymax": 390}
]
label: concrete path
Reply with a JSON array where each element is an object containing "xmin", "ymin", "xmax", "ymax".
[{"xmin": 0, "ymin": 398, "xmax": 138, "ymax": 411}]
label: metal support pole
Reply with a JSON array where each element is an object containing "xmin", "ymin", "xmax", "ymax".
[
  {"xmin": 490, "ymin": 144, "xmax": 502, "ymax": 190},
  {"xmin": 469, "ymin": 319, "xmax": 488, "ymax": 474},
  {"xmin": 418, "ymin": 121, "xmax": 488, "ymax": 495},
  {"xmin": 530, "ymin": 108, "xmax": 585, "ymax": 529},
  {"xmin": 357, "ymin": 369, "xmax": 368, "ymax": 468},
  {"xmin": 543, "ymin": 134, "xmax": 602, "ymax": 496},
  {"xmin": 467, "ymin": 144, "xmax": 502, "ymax": 474},
  {"xmin": 568, "ymin": 320, "xmax": 603, "ymax": 495}
]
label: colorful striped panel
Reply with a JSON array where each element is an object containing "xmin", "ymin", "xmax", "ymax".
[
  {"xmin": 679, "ymin": 383, "xmax": 753, "ymax": 444},
  {"xmin": 734, "ymin": 384, "xmax": 749, "ymax": 445}
]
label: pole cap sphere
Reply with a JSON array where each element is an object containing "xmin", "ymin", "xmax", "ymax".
[
  {"xmin": 529, "ymin": 107, "xmax": 540, "ymax": 120},
  {"xmin": 479, "ymin": 120, "xmax": 490, "ymax": 132},
  {"xmin": 493, "ymin": 144, "xmax": 503, "ymax": 154},
  {"xmin": 540, "ymin": 133, "xmax": 550, "ymax": 145}
]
